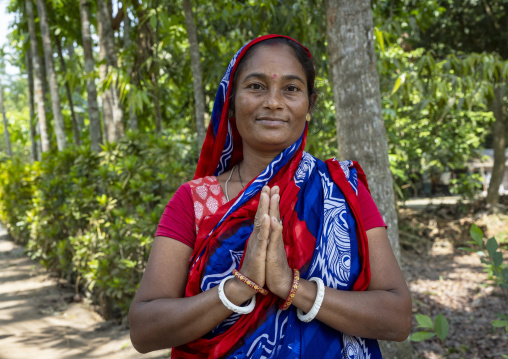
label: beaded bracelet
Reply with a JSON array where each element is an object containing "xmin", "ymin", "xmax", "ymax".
[
  {"xmin": 296, "ymin": 277, "xmax": 325, "ymax": 322},
  {"xmin": 218, "ymin": 275, "xmax": 256, "ymax": 314},
  {"xmin": 279, "ymin": 268, "xmax": 300, "ymax": 311},
  {"xmin": 232, "ymin": 269, "xmax": 269, "ymax": 295}
]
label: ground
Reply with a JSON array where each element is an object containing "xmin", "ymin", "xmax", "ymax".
[
  {"xmin": 0, "ymin": 225, "xmax": 169, "ymax": 359},
  {"xmin": 0, "ymin": 197, "xmax": 506, "ymax": 359},
  {"xmin": 400, "ymin": 196, "xmax": 508, "ymax": 358}
]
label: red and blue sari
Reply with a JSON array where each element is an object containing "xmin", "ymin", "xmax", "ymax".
[{"xmin": 172, "ymin": 35, "xmax": 382, "ymax": 359}]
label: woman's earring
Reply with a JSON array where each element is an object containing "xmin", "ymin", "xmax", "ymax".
[
  {"xmin": 306, "ymin": 113, "xmax": 311, "ymax": 122},
  {"xmin": 228, "ymin": 109, "xmax": 234, "ymax": 119}
]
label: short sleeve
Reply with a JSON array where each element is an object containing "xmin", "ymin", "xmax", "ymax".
[
  {"xmin": 155, "ymin": 183, "xmax": 196, "ymax": 248},
  {"xmin": 358, "ymin": 180, "xmax": 387, "ymax": 230}
]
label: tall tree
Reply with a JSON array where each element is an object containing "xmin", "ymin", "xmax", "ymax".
[
  {"xmin": 55, "ymin": 33, "xmax": 80, "ymax": 146},
  {"xmin": 487, "ymin": 84, "xmax": 506, "ymax": 207},
  {"xmin": 25, "ymin": 0, "xmax": 50, "ymax": 153},
  {"xmin": 36, "ymin": 0, "xmax": 67, "ymax": 150},
  {"xmin": 151, "ymin": 0, "xmax": 162, "ymax": 133},
  {"xmin": 25, "ymin": 52, "xmax": 39, "ymax": 162},
  {"xmin": 97, "ymin": 0, "xmax": 124, "ymax": 142},
  {"xmin": 79, "ymin": 0, "xmax": 103, "ymax": 152},
  {"xmin": 183, "ymin": 0, "xmax": 206, "ymax": 150},
  {"xmin": 325, "ymin": 0, "xmax": 400, "ymax": 258},
  {"xmin": 0, "ymin": 81, "xmax": 12, "ymax": 157},
  {"xmin": 123, "ymin": 8, "xmax": 138, "ymax": 131},
  {"xmin": 410, "ymin": 0, "xmax": 508, "ymax": 207}
]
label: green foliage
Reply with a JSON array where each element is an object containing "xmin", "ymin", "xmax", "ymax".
[
  {"xmin": 492, "ymin": 314, "xmax": 508, "ymax": 333},
  {"xmin": 0, "ymin": 131, "xmax": 194, "ymax": 317},
  {"xmin": 449, "ymin": 173, "xmax": 483, "ymax": 199},
  {"xmin": 461, "ymin": 224, "xmax": 508, "ymax": 334},
  {"xmin": 411, "ymin": 313, "xmax": 450, "ymax": 343},
  {"xmin": 462, "ymin": 224, "xmax": 508, "ymax": 288}
]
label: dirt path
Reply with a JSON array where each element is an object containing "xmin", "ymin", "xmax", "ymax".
[{"xmin": 0, "ymin": 225, "xmax": 168, "ymax": 359}]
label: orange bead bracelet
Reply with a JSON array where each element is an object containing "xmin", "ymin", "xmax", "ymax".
[
  {"xmin": 232, "ymin": 269, "xmax": 269, "ymax": 296},
  {"xmin": 279, "ymin": 268, "xmax": 300, "ymax": 311}
]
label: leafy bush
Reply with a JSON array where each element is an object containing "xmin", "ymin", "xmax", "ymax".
[
  {"xmin": 464, "ymin": 224, "xmax": 508, "ymax": 289},
  {"xmin": 410, "ymin": 313, "xmax": 450, "ymax": 344},
  {"xmin": 0, "ymin": 131, "xmax": 195, "ymax": 318}
]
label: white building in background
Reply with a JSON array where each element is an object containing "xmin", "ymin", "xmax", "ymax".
[{"xmin": 471, "ymin": 149, "xmax": 508, "ymax": 195}]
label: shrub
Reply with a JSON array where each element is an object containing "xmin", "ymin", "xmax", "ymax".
[{"xmin": 0, "ymin": 131, "xmax": 195, "ymax": 318}]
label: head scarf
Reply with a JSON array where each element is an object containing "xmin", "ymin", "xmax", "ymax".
[{"xmin": 172, "ymin": 35, "xmax": 381, "ymax": 359}]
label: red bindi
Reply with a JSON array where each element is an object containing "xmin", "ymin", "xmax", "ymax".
[{"xmin": 272, "ymin": 74, "xmax": 278, "ymax": 79}]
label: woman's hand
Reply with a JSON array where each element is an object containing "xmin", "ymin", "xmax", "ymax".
[
  {"xmin": 265, "ymin": 186, "xmax": 293, "ymax": 299},
  {"xmin": 237, "ymin": 186, "xmax": 271, "ymax": 292}
]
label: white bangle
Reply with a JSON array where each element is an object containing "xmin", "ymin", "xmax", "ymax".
[
  {"xmin": 218, "ymin": 275, "xmax": 256, "ymax": 314},
  {"xmin": 296, "ymin": 277, "xmax": 325, "ymax": 322}
]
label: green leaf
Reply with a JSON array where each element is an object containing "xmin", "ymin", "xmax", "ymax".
[
  {"xmin": 374, "ymin": 27, "xmax": 384, "ymax": 52},
  {"xmin": 502, "ymin": 268, "xmax": 508, "ymax": 280},
  {"xmin": 415, "ymin": 314, "xmax": 434, "ymax": 329},
  {"xmin": 434, "ymin": 314, "xmax": 449, "ymax": 342},
  {"xmin": 486, "ymin": 237, "xmax": 499, "ymax": 259},
  {"xmin": 410, "ymin": 331, "xmax": 436, "ymax": 342},
  {"xmin": 492, "ymin": 320, "xmax": 508, "ymax": 327},
  {"xmin": 492, "ymin": 251, "xmax": 503, "ymax": 268},
  {"xmin": 391, "ymin": 73, "xmax": 406, "ymax": 95},
  {"xmin": 470, "ymin": 224, "xmax": 484, "ymax": 247}
]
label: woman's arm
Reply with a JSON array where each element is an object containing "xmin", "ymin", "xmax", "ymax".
[
  {"xmin": 128, "ymin": 237, "xmax": 256, "ymax": 353},
  {"xmin": 129, "ymin": 187, "xmax": 273, "ymax": 353},
  {"xmin": 267, "ymin": 212, "xmax": 412, "ymax": 341}
]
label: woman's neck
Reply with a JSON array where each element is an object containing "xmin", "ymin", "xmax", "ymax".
[{"xmin": 240, "ymin": 146, "xmax": 280, "ymax": 183}]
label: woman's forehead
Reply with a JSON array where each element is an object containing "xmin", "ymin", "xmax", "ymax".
[{"xmin": 237, "ymin": 44, "xmax": 306, "ymax": 79}]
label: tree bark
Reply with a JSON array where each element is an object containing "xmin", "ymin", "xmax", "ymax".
[
  {"xmin": 325, "ymin": 0, "xmax": 400, "ymax": 259},
  {"xmin": 152, "ymin": 0, "xmax": 162, "ymax": 133},
  {"xmin": 0, "ymin": 82, "xmax": 12, "ymax": 157},
  {"xmin": 25, "ymin": 52, "xmax": 39, "ymax": 161},
  {"xmin": 97, "ymin": 0, "xmax": 124, "ymax": 142},
  {"xmin": 123, "ymin": 9, "xmax": 138, "ymax": 131},
  {"xmin": 36, "ymin": 0, "xmax": 67, "ymax": 151},
  {"xmin": 486, "ymin": 84, "xmax": 506, "ymax": 208},
  {"xmin": 55, "ymin": 33, "xmax": 80, "ymax": 146},
  {"xmin": 26, "ymin": 0, "xmax": 50, "ymax": 153},
  {"xmin": 183, "ymin": 0, "xmax": 206, "ymax": 151},
  {"xmin": 79, "ymin": 0, "xmax": 103, "ymax": 152}
]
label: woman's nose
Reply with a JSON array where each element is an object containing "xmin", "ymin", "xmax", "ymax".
[{"xmin": 264, "ymin": 89, "xmax": 283, "ymax": 110}]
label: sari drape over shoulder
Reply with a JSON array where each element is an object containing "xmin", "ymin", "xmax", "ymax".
[{"xmin": 172, "ymin": 34, "xmax": 382, "ymax": 359}]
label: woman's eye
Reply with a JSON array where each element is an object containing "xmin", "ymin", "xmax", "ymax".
[
  {"xmin": 248, "ymin": 83, "xmax": 262, "ymax": 90},
  {"xmin": 287, "ymin": 85, "xmax": 299, "ymax": 92}
]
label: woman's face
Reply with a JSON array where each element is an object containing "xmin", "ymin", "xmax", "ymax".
[{"xmin": 233, "ymin": 44, "xmax": 310, "ymax": 155}]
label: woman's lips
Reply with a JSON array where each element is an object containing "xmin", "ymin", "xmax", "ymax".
[{"xmin": 256, "ymin": 117, "xmax": 287, "ymax": 126}]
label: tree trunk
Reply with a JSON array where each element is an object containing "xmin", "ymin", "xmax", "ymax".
[
  {"xmin": 55, "ymin": 33, "xmax": 80, "ymax": 146},
  {"xmin": 25, "ymin": 52, "xmax": 39, "ymax": 161},
  {"xmin": 97, "ymin": 0, "xmax": 124, "ymax": 142},
  {"xmin": 26, "ymin": 0, "xmax": 50, "ymax": 153},
  {"xmin": 36, "ymin": 0, "xmax": 67, "ymax": 151},
  {"xmin": 123, "ymin": 9, "xmax": 138, "ymax": 131},
  {"xmin": 183, "ymin": 0, "xmax": 206, "ymax": 151},
  {"xmin": 0, "ymin": 82, "xmax": 12, "ymax": 157},
  {"xmin": 325, "ymin": 0, "xmax": 400, "ymax": 259},
  {"xmin": 152, "ymin": 0, "xmax": 162, "ymax": 133},
  {"xmin": 79, "ymin": 0, "xmax": 103, "ymax": 152},
  {"xmin": 486, "ymin": 84, "xmax": 506, "ymax": 208}
]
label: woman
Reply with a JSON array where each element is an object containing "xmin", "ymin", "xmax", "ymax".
[{"xmin": 129, "ymin": 34, "xmax": 412, "ymax": 358}]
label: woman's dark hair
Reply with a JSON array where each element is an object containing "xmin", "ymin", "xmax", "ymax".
[{"xmin": 229, "ymin": 37, "xmax": 317, "ymax": 114}]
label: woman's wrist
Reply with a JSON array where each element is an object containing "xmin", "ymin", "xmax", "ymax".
[
  {"xmin": 272, "ymin": 267, "xmax": 295, "ymax": 299},
  {"xmin": 224, "ymin": 277, "xmax": 257, "ymax": 305}
]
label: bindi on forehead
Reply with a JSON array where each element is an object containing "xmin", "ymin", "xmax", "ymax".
[{"xmin": 272, "ymin": 74, "xmax": 278, "ymax": 79}]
